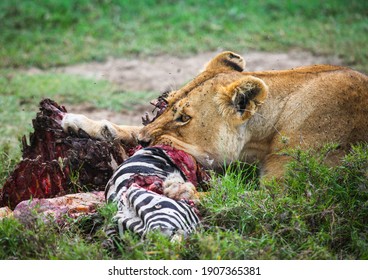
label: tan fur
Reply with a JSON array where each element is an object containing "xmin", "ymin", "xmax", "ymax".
[
  {"xmin": 62, "ymin": 114, "xmax": 140, "ymax": 147},
  {"xmin": 162, "ymin": 175, "xmax": 199, "ymax": 203},
  {"xmin": 63, "ymin": 51, "xmax": 368, "ymax": 180}
]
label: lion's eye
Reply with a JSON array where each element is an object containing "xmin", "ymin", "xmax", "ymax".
[{"xmin": 176, "ymin": 114, "xmax": 191, "ymax": 123}]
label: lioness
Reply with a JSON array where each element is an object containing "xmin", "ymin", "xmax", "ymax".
[{"xmin": 62, "ymin": 51, "xmax": 368, "ymax": 180}]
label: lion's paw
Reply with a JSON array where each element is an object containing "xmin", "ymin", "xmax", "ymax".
[{"xmin": 61, "ymin": 114, "xmax": 116, "ymax": 140}]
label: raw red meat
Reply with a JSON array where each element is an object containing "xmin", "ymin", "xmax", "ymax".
[{"xmin": 0, "ymin": 99, "xmax": 126, "ymax": 209}]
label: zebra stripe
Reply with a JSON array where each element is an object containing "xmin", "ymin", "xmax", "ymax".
[
  {"xmin": 105, "ymin": 147, "xmax": 187, "ymax": 202},
  {"xmin": 114, "ymin": 186, "xmax": 200, "ymax": 238},
  {"xmin": 128, "ymin": 187, "xmax": 199, "ymax": 231},
  {"xmin": 105, "ymin": 146, "xmax": 201, "ymax": 239}
]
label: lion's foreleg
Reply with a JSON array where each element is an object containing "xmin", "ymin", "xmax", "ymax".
[
  {"xmin": 260, "ymin": 153, "xmax": 291, "ymax": 184},
  {"xmin": 62, "ymin": 113, "xmax": 142, "ymax": 146}
]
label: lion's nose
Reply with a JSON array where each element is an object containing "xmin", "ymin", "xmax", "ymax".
[{"xmin": 137, "ymin": 137, "xmax": 152, "ymax": 147}]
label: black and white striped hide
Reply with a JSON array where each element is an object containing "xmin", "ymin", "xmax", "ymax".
[
  {"xmin": 105, "ymin": 146, "xmax": 203, "ymax": 240},
  {"xmin": 113, "ymin": 185, "xmax": 200, "ymax": 239}
]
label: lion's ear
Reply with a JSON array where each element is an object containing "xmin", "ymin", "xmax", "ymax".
[
  {"xmin": 224, "ymin": 76, "xmax": 268, "ymax": 121},
  {"xmin": 205, "ymin": 51, "xmax": 245, "ymax": 72}
]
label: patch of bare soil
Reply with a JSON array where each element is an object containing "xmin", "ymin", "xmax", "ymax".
[{"xmin": 32, "ymin": 50, "xmax": 342, "ymax": 125}]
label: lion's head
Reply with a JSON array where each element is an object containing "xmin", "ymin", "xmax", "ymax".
[{"xmin": 138, "ymin": 52, "xmax": 268, "ymax": 169}]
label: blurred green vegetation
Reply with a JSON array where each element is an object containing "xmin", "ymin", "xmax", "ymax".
[{"xmin": 0, "ymin": 0, "xmax": 367, "ymax": 72}]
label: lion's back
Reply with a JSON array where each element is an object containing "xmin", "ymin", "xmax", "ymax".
[{"xmin": 252, "ymin": 65, "xmax": 368, "ymax": 151}]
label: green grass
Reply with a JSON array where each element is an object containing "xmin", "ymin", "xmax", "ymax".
[
  {"xmin": 1, "ymin": 144, "xmax": 367, "ymax": 259},
  {"xmin": 0, "ymin": 0, "xmax": 367, "ymax": 72}
]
